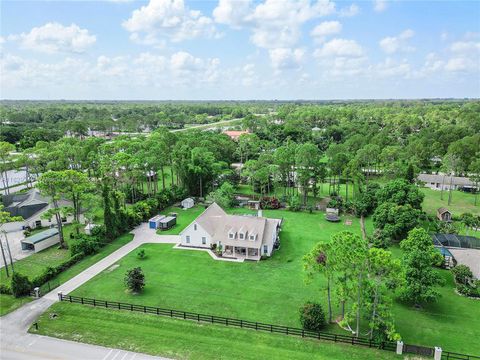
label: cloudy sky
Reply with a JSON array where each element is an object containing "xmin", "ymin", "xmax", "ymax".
[{"xmin": 1, "ymin": 0, "xmax": 479, "ymax": 100}]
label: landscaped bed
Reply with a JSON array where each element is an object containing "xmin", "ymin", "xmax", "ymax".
[{"xmin": 69, "ymin": 208, "xmax": 480, "ymax": 355}]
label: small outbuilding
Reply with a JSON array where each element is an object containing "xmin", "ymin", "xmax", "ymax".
[
  {"xmin": 181, "ymin": 198, "xmax": 195, "ymax": 209},
  {"xmin": 149, "ymin": 215, "xmax": 166, "ymax": 230},
  {"xmin": 21, "ymin": 228, "xmax": 59, "ymax": 253},
  {"xmin": 437, "ymin": 208, "xmax": 452, "ymax": 222},
  {"xmin": 84, "ymin": 223, "xmax": 97, "ymax": 235},
  {"xmin": 158, "ymin": 216, "xmax": 176, "ymax": 230}
]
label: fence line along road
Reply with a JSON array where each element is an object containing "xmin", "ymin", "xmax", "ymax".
[{"xmin": 58, "ymin": 294, "xmax": 480, "ymax": 360}]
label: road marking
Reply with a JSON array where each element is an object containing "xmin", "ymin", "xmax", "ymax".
[
  {"xmin": 111, "ymin": 350, "xmax": 122, "ymax": 360},
  {"xmin": 120, "ymin": 352, "xmax": 129, "ymax": 360},
  {"xmin": 27, "ymin": 339, "xmax": 37, "ymax": 347},
  {"xmin": 102, "ymin": 348, "xmax": 114, "ymax": 360}
]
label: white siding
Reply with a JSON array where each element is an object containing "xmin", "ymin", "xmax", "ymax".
[{"xmin": 180, "ymin": 222, "xmax": 212, "ymax": 248}]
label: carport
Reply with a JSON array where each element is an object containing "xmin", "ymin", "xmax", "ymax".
[{"xmin": 21, "ymin": 228, "xmax": 60, "ymax": 253}]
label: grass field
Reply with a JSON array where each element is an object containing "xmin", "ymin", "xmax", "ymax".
[
  {"xmin": 68, "ymin": 207, "xmax": 480, "ymax": 354},
  {"xmin": 0, "ymin": 233, "xmax": 134, "ymax": 316},
  {"xmin": 31, "ymin": 302, "xmax": 406, "ymax": 360},
  {"xmin": 420, "ymin": 187, "xmax": 479, "ymax": 216},
  {"xmin": 155, "ymin": 205, "xmax": 205, "ymax": 235}
]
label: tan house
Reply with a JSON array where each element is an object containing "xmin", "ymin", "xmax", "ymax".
[
  {"xmin": 437, "ymin": 207, "xmax": 452, "ymax": 222},
  {"xmin": 180, "ymin": 203, "xmax": 282, "ymax": 260},
  {"xmin": 223, "ymin": 130, "xmax": 250, "ymax": 141}
]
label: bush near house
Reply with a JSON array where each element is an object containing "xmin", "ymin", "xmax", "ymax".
[{"xmin": 451, "ymin": 265, "xmax": 480, "ymax": 298}]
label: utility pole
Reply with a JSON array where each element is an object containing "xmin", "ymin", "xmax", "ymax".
[{"xmin": 0, "ymin": 237, "xmax": 9, "ymax": 277}]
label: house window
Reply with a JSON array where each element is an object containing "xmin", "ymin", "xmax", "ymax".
[
  {"xmin": 249, "ymin": 234, "xmax": 255, "ymax": 241},
  {"xmin": 229, "ymin": 232, "xmax": 234, "ymax": 239},
  {"xmin": 194, "ymin": 224, "xmax": 197, "ymax": 231},
  {"xmin": 239, "ymin": 233, "xmax": 244, "ymax": 240},
  {"xmin": 202, "ymin": 237, "xmax": 206, "ymax": 245},
  {"xmin": 186, "ymin": 236, "xmax": 190, "ymax": 244},
  {"xmin": 263, "ymin": 245, "xmax": 268, "ymax": 254},
  {"xmin": 35, "ymin": 220, "xmax": 42, "ymax": 228},
  {"xmin": 61, "ymin": 217, "xmax": 67, "ymax": 222}
]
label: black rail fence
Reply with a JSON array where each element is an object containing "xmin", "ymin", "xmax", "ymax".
[{"xmin": 58, "ymin": 294, "xmax": 479, "ymax": 359}]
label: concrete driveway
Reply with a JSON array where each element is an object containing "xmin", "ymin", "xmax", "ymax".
[
  {"xmin": 0, "ymin": 223, "xmax": 179, "ymax": 359},
  {"xmin": 0, "ymin": 230, "xmax": 32, "ymax": 268}
]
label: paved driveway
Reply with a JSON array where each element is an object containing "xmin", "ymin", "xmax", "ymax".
[
  {"xmin": 0, "ymin": 223, "xmax": 179, "ymax": 359},
  {"xmin": 0, "ymin": 230, "xmax": 32, "ymax": 268}
]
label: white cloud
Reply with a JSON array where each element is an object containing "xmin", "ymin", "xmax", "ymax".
[
  {"xmin": 268, "ymin": 48, "xmax": 305, "ymax": 71},
  {"xmin": 373, "ymin": 0, "xmax": 387, "ymax": 12},
  {"xmin": 212, "ymin": 0, "xmax": 335, "ymax": 50},
  {"xmin": 379, "ymin": 29, "xmax": 415, "ymax": 54},
  {"xmin": 375, "ymin": 58, "xmax": 412, "ymax": 78},
  {"xmin": 339, "ymin": 4, "xmax": 360, "ymax": 17},
  {"xmin": 450, "ymin": 41, "xmax": 480, "ymax": 54},
  {"xmin": 10, "ymin": 22, "xmax": 96, "ymax": 53},
  {"xmin": 123, "ymin": 0, "xmax": 219, "ymax": 44},
  {"xmin": 314, "ymin": 38, "xmax": 364, "ymax": 57},
  {"xmin": 311, "ymin": 21, "xmax": 342, "ymax": 43},
  {"xmin": 213, "ymin": 0, "xmax": 252, "ymax": 28}
]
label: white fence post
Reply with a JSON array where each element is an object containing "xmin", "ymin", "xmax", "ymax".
[
  {"xmin": 396, "ymin": 341, "xmax": 403, "ymax": 355},
  {"xmin": 434, "ymin": 347, "xmax": 442, "ymax": 360},
  {"xmin": 34, "ymin": 287, "xmax": 40, "ymax": 298},
  {"xmin": 57, "ymin": 291, "xmax": 63, "ymax": 301}
]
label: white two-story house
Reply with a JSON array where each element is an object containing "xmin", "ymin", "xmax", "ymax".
[{"xmin": 180, "ymin": 203, "xmax": 282, "ymax": 261}]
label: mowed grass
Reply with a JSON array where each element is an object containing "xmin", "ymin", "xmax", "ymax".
[
  {"xmin": 155, "ymin": 205, "xmax": 206, "ymax": 235},
  {"xmin": 71, "ymin": 208, "xmax": 480, "ymax": 354},
  {"xmin": 0, "ymin": 233, "xmax": 134, "ymax": 316},
  {"xmin": 420, "ymin": 187, "xmax": 479, "ymax": 216},
  {"xmin": 31, "ymin": 302, "xmax": 406, "ymax": 360},
  {"xmin": 0, "ymin": 294, "xmax": 32, "ymax": 316}
]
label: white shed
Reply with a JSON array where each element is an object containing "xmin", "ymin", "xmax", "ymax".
[
  {"xmin": 181, "ymin": 198, "xmax": 195, "ymax": 209},
  {"xmin": 21, "ymin": 228, "xmax": 60, "ymax": 253},
  {"xmin": 84, "ymin": 223, "xmax": 97, "ymax": 235}
]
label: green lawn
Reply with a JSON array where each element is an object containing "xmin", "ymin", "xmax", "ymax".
[
  {"xmin": 31, "ymin": 302, "xmax": 406, "ymax": 360},
  {"xmin": 420, "ymin": 187, "xmax": 479, "ymax": 216},
  {"xmin": 155, "ymin": 205, "xmax": 206, "ymax": 235},
  {"xmin": 0, "ymin": 232, "xmax": 134, "ymax": 316},
  {"xmin": 71, "ymin": 208, "xmax": 480, "ymax": 355},
  {"xmin": 0, "ymin": 293, "xmax": 32, "ymax": 316}
]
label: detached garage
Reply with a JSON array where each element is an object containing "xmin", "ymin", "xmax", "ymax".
[
  {"xmin": 21, "ymin": 228, "xmax": 60, "ymax": 253},
  {"xmin": 149, "ymin": 215, "xmax": 165, "ymax": 229},
  {"xmin": 181, "ymin": 198, "xmax": 195, "ymax": 209}
]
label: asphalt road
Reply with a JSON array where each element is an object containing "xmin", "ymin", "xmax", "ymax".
[{"xmin": 0, "ymin": 225, "xmax": 179, "ymax": 360}]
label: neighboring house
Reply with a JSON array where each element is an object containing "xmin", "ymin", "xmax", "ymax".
[
  {"xmin": 417, "ymin": 173, "xmax": 477, "ymax": 192},
  {"xmin": 180, "ymin": 203, "xmax": 282, "ymax": 261},
  {"xmin": 21, "ymin": 228, "xmax": 59, "ymax": 253},
  {"xmin": 223, "ymin": 130, "xmax": 250, "ymax": 141},
  {"xmin": 2, "ymin": 188, "xmax": 81, "ymax": 231},
  {"xmin": 181, "ymin": 198, "xmax": 195, "ymax": 209},
  {"xmin": 437, "ymin": 208, "xmax": 452, "ymax": 222}
]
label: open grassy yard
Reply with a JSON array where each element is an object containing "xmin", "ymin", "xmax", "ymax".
[
  {"xmin": 31, "ymin": 302, "xmax": 406, "ymax": 360},
  {"xmin": 71, "ymin": 208, "xmax": 480, "ymax": 355},
  {"xmin": 0, "ymin": 233, "xmax": 134, "ymax": 316},
  {"xmin": 420, "ymin": 187, "xmax": 479, "ymax": 216},
  {"xmin": 155, "ymin": 205, "xmax": 206, "ymax": 235}
]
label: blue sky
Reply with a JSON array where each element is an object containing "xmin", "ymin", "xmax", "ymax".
[{"xmin": 1, "ymin": 0, "xmax": 479, "ymax": 100}]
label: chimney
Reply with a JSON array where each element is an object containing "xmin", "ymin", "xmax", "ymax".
[{"xmin": 258, "ymin": 210, "xmax": 263, "ymax": 218}]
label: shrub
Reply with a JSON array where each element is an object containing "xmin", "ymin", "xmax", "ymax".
[
  {"xmin": 124, "ymin": 267, "xmax": 145, "ymax": 293},
  {"xmin": 31, "ymin": 253, "xmax": 85, "ymax": 287},
  {"xmin": 90, "ymin": 224, "xmax": 106, "ymax": 239},
  {"xmin": 299, "ymin": 302, "xmax": 326, "ymax": 331},
  {"xmin": 137, "ymin": 249, "xmax": 146, "ymax": 260},
  {"xmin": 288, "ymin": 196, "xmax": 301, "ymax": 212},
  {"xmin": 0, "ymin": 283, "xmax": 12, "ymax": 295},
  {"xmin": 452, "ymin": 265, "xmax": 474, "ymax": 285},
  {"xmin": 11, "ymin": 272, "xmax": 31, "ymax": 298},
  {"xmin": 70, "ymin": 234, "xmax": 100, "ymax": 257}
]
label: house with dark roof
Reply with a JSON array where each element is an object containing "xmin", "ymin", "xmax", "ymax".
[
  {"xmin": 180, "ymin": 203, "xmax": 282, "ymax": 261},
  {"xmin": 2, "ymin": 188, "xmax": 81, "ymax": 230}
]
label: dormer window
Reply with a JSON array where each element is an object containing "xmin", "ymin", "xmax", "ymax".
[
  {"xmin": 194, "ymin": 224, "xmax": 197, "ymax": 231},
  {"xmin": 229, "ymin": 231, "xmax": 236, "ymax": 239},
  {"xmin": 239, "ymin": 232, "xmax": 244, "ymax": 240},
  {"xmin": 249, "ymin": 234, "xmax": 256, "ymax": 241}
]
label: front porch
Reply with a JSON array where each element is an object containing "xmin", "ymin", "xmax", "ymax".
[{"xmin": 223, "ymin": 245, "xmax": 260, "ymax": 261}]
